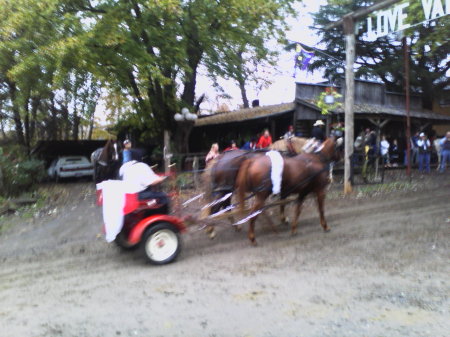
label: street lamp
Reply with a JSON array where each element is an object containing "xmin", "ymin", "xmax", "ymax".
[{"xmin": 174, "ymin": 107, "xmax": 198, "ymax": 122}]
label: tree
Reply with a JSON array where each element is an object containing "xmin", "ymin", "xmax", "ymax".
[
  {"xmin": 0, "ymin": 0, "xmax": 103, "ymax": 149},
  {"xmin": 310, "ymin": 0, "xmax": 449, "ymax": 109},
  {"xmin": 64, "ymin": 0, "xmax": 296, "ymax": 151}
]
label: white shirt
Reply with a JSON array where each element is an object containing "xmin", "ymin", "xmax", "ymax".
[
  {"xmin": 380, "ymin": 140, "xmax": 390, "ymax": 156},
  {"xmin": 119, "ymin": 161, "xmax": 159, "ymax": 193},
  {"xmin": 416, "ymin": 139, "xmax": 430, "ymax": 151}
]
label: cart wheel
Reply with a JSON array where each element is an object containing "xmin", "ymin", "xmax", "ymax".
[
  {"xmin": 141, "ymin": 222, "xmax": 181, "ymax": 265},
  {"xmin": 115, "ymin": 232, "xmax": 139, "ymax": 251}
]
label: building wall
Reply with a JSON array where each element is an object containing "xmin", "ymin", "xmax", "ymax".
[{"xmin": 432, "ymin": 99, "xmax": 450, "ymax": 136}]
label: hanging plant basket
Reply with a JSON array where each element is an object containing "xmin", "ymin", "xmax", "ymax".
[{"xmin": 316, "ymin": 87, "xmax": 342, "ymax": 115}]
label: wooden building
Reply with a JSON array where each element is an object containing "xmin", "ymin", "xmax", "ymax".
[
  {"xmin": 190, "ymin": 79, "xmax": 450, "ymax": 152},
  {"xmin": 189, "ymin": 103, "xmax": 295, "ymax": 152}
]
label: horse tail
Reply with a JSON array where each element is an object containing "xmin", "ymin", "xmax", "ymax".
[
  {"xmin": 236, "ymin": 158, "xmax": 253, "ymax": 214},
  {"xmin": 199, "ymin": 159, "xmax": 216, "ymax": 218}
]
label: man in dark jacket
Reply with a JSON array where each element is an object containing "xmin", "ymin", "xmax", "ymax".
[{"xmin": 311, "ymin": 120, "xmax": 325, "ymax": 141}]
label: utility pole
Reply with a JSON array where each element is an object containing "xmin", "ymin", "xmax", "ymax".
[
  {"xmin": 325, "ymin": 0, "xmax": 402, "ymax": 194},
  {"xmin": 403, "ymin": 36, "xmax": 412, "ymax": 178},
  {"xmin": 343, "ymin": 14, "xmax": 355, "ymax": 194}
]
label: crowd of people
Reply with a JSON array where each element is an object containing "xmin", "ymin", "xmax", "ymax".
[
  {"xmin": 354, "ymin": 128, "xmax": 450, "ymax": 173},
  {"xmin": 204, "ymin": 120, "xmax": 329, "ymax": 164},
  {"xmin": 204, "ymin": 123, "xmax": 450, "ymax": 175},
  {"xmin": 205, "ymin": 128, "xmax": 275, "ymax": 164}
]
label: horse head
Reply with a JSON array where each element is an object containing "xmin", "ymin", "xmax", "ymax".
[{"xmin": 316, "ymin": 136, "xmax": 344, "ymax": 163}]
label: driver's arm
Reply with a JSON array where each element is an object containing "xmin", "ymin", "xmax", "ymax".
[{"xmin": 150, "ymin": 175, "xmax": 167, "ymax": 185}]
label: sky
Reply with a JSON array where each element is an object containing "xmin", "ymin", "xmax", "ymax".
[{"xmin": 196, "ymin": 0, "xmax": 329, "ymax": 113}]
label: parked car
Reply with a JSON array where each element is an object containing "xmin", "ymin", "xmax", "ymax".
[{"xmin": 47, "ymin": 156, "xmax": 94, "ymax": 182}]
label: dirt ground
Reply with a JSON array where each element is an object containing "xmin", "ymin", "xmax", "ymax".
[{"xmin": 0, "ymin": 171, "xmax": 449, "ymax": 337}]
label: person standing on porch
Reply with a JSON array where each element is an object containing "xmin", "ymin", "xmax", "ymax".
[
  {"xmin": 224, "ymin": 140, "xmax": 238, "ymax": 152},
  {"xmin": 311, "ymin": 120, "xmax": 325, "ymax": 142},
  {"xmin": 380, "ymin": 135, "xmax": 390, "ymax": 166},
  {"xmin": 439, "ymin": 131, "xmax": 450, "ymax": 173},
  {"xmin": 417, "ymin": 132, "xmax": 431, "ymax": 173},
  {"xmin": 242, "ymin": 137, "xmax": 257, "ymax": 150},
  {"xmin": 122, "ymin": 139, "xmax": 132, "ymax": 164},
  {"xmin": 205, "ymin": 143, "xmax": 220, "ymax": 164},
  {"xmin": 283, "ymin": 125, "xmax": 295, "ymax": 140},
  {"xmin": 256, "ymin": 129, "xmax": 272, "ymax": 149}
]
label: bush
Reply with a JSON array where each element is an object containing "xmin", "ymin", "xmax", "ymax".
[{"xmin": 0, "ymin": 147, "xmax": 46, "ymax": 197}]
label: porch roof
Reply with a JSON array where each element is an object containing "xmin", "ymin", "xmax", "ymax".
[
  {"xmin": 195, "ymin": 102, "xmax": 295, "ymax": 127},
  {"xmin": 297, "ymin": 99, "xmax": 450, "ymax": 123}
]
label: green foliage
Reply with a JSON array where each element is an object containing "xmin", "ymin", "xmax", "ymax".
[
  {"xmin": 316, "ymin": 87, "xmax": 342, "ymax": 115},
  {"xmin": 0, "ymin": 146, "xmax": 46, "ymax": 197},
  {"xmin": 1, "ymin": 0, "xmax": 298, "ymax": 148}
]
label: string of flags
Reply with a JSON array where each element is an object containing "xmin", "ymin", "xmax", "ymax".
[{"xmin": 293, "ymin": 43, "xmax": 314, "ymax": 77}]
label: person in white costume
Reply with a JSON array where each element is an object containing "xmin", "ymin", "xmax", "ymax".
[
  {"xmin": 98, "ymin": 161, "xmax": 169, "ymax": 243},
  {"xmin": 120, "ymin": 160, "xmax": 169, "ymax": 213}
]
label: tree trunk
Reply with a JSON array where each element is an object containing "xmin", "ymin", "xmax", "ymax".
[
  {"xmin": 7, "ymin": 81, "xmax": 26, "ymax": 145},
  {"xmin": 181, "ymin": 21, "xmax": 203, "ymax": 107},
  {"xmin": 0, "ymin": 101, "xmax": 6, "ymax": 139},
  {"xmin": 30, "ymin": 96, "xmax": 40, "ymax": 143},
  {"xmin": 236, "ymin": 52, "xmax": 249, "ymax": 108},
  {"xmin": 72, "ymin": 115, "xmax": 80, "ymax": 141},
  {"xmin": 238, "ymin": 76, "xmax": 249, "ymax": 108},
  {"xmin": 87, "ymin": 113, "xmax": 94, "ymax": 140},
  {"xmin": 23, "ymin": 95, "xmax": 31, "ymax": 153},
  {"xmin": 49, "ymin": 95, "xmax": 59, "ymax": 140}
]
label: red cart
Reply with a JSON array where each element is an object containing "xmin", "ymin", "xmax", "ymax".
[{"xmin": 97, "ymin": 187, "xmax": 187, "ymax": 265}]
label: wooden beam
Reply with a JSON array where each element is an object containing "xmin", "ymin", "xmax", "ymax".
[{"xmin": 325, "ymin": 0, "xmax": 402, "ymax": 30}]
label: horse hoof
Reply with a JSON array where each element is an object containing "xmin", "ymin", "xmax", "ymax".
[
  {"xmin": 323, "ymin": 227, "xmax": 331, "ymax": 233},
  {"xmin": 209, "ymin": 230, "xmax": 216, "ymax": 239},
  {"xmin": 290, "ymin": 230, "xmax": 298, "ymax": 236},
  {"xmin": 250, "ymin": 240, "xmax": 258, "ymax": 247}
]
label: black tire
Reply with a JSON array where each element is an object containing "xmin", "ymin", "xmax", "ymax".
[
  {"xmin": 140, "ymin": 222, "xmax": 181, "ymax": 265},
  {"xmin": 114, "ymin": 231, "xmax": 139, "ymax": 251}
]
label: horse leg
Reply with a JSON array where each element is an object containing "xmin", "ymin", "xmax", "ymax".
[
  {"xmin": 329, "ymin": 162, "xmax": 334, "ymax": 184},
  {"xmin": 290, "ymin": 196, "xmax": 305, "ymax": 236},
  {"xmin": 248, "ymin": 194, "xmax": 265, "ymax": 246},
  {"xmin": 224, "ymin": 195, "xmax": 240, "ymax": 231},
  {"xmin": 279, "ymin": 202, "xmax": 289, "ymax": 225},
  {"xmin": 316, "ymin": 189, "xmax": 330, "ymax": 232},
  {"xmin": 262, "ymin": 211, "xmax": 278, "ymax": 234},
  {"xmin": 205, "ymin": 225, "xmax": 216, "ymax": 239}
]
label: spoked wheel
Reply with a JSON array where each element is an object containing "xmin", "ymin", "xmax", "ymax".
[{"xmin": 141, "ymin": 222, "xmax": 181, "ymax": 265}]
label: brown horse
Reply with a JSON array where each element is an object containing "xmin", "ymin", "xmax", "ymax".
[
  {"xmin": 200, "ymin": 139, "xmax": 311, "ymax": 239},
  {"xmin": 91, "ymin": 139, "xmax": 120, "ymax": 183},
  {"xmin": 201, "ymin": 149, "xmax": 263, "ymax": 238},
  {"xmin": 236, "ymin": 137, "xmax": 343, "ymax": 245}
]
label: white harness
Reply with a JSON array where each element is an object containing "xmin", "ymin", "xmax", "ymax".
[{"xmin": 266, "ymin": 151, "xmax": 284, "ymax": 194}]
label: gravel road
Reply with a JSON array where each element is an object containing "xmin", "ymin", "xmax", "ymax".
[{"xmin": 0, "ymin": 173, "xmax": 449, "ymax": 337}]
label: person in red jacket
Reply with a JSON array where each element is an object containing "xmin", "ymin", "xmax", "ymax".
[{"xmin": 256, "ymin": 129, "xmax": 273, "ymax": 149}]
